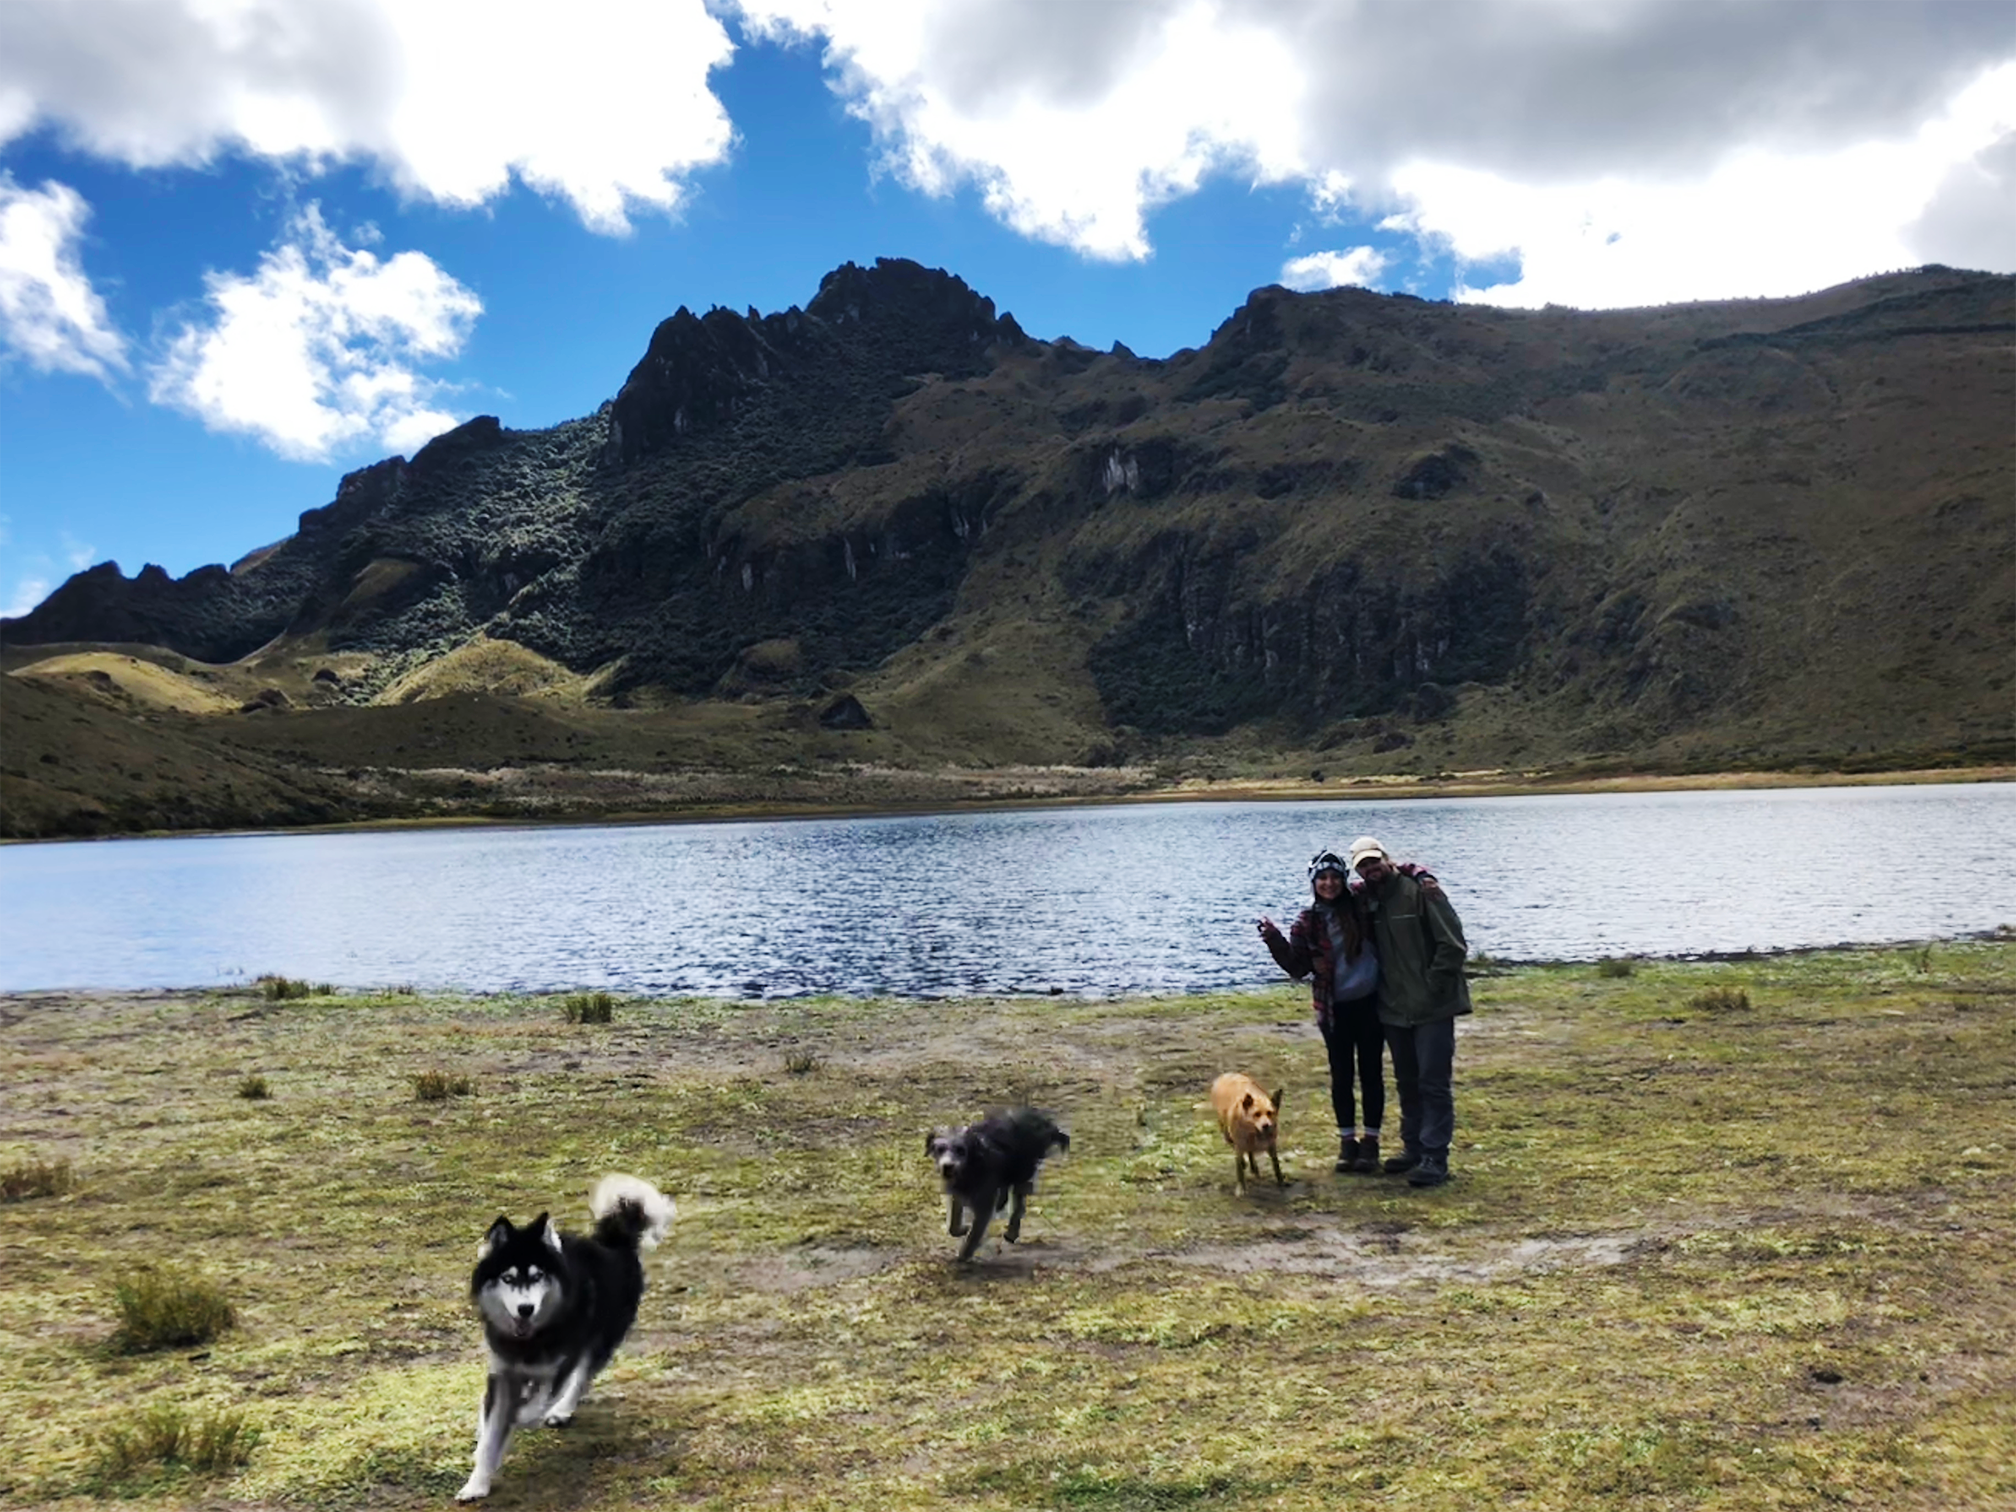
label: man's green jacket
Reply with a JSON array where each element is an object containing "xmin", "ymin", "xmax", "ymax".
[{"xmin": 1362, "ymin": 870, "xmax": 1473, "ymax": 1026}]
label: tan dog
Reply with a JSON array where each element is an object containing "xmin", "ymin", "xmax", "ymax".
[{"xmin": 1210, "ymin": 1073, "xmax": 1285, "ymax": 1194}]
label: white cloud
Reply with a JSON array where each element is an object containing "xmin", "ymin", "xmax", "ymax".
[
  {"xmin": 149, "ymin": 206, "xmax": 481, "ymax": 461},
  {"xmin": 0, "ymin": 0, "xmax": 737, "ymax": 234},
  {"xmin": 0, "ymin": 173, "xmax": 128, "ymax": 377},
  {"xmin": 4, "ymin": 573, "xmax": 51, "ymax": 619},
  {"xmin": 743, "ymin": 0, "xmax": 1307, "ymax": 260},
  {"xmin": 1281, "ymin": 246, "xmax": 1387, "ymax": 292},
  {"xmin": 739, "ymin": 0, "xmax": 2016, "ymax": 302}
]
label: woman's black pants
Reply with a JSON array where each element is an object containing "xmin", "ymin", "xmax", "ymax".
[{"xmin": 1320, "ymin": 997, "xmax": 1386, "ymax": 1134}]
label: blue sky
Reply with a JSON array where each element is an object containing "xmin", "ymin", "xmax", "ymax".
[{"xmin": 2, "ymin": 1, "xmax": 2011, "ymax": 622}]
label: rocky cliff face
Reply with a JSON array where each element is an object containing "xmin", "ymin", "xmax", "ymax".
[{"xmin": 6, "ymin": 259, "xmax": 2010, "ymax": 767}]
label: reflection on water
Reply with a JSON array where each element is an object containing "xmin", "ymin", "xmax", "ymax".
[{"xmin": 2, "ymin": 783, "xmax": 2012, "ymax": 995}]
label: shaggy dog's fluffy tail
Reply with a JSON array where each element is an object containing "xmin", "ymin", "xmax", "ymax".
[{"xmin": 588, "ymin": 1174, "xmax": 676, "ymax": 1251}]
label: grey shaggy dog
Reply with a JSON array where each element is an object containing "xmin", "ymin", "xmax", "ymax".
[
  {"xmin": 458, "ymin": 1175, "xmax": 674, "ymax": 1501},
  {"xmin": 925, "ymin": 1108, "xmax": 1071, "ymax": 1261}
]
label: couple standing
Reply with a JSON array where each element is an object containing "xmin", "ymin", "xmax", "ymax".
[{"xmin": 1256, "ymin": 836, "xmax": 1470, "ymax": 1188}]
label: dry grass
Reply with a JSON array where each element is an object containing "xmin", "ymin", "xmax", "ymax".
[
  {"xmin": 92, "ymin": 1404, "xmax": 259, "ymax": 1483},
  {"xmin": 413, "ymin": 1070, "xmax": 474, "ymax": 1102},
  {"xmin": 1, "ymin": 1155, "xmax": 74, "ymax": 1201},
  {"xmin": 0, "ymin": 944, "xmax": 2011, "ymax": 1509}
]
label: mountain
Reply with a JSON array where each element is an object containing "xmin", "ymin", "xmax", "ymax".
[{"xmin": 3, "ymin": 257, "xmax": 2011, "ymax": 836}]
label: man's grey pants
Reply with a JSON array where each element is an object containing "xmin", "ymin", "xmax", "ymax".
[{"xmin": 1384, "ymin": 1017, "xmax": 1457, "ymax": 1159}]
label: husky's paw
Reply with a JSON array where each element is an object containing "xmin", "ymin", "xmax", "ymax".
[
  {"xmin": 455, "ymin": 1476, "xmax": 491, "ymax": 1501},
  {"xmin": 542, "ymin": 1409, "xmax": 575, "ymax": 1428}
]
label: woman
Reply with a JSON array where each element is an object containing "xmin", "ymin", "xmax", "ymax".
[{"xmin": 1257, "ymin": 851, "xmax": 1386, "ymax": 1175}]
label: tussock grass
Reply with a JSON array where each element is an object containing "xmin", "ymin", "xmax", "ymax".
[
  {"xmin": 110, "ymin": 1265, "xmax": 235, "ymax": 1352},
  {"xmin": 1, "ymin": 1155, "xmax": 74, "ymax": 1201},
  {"xmin": 93, "ymin": 1403, "xmax": 258, "ymax": 1481},
  {"xmin": 414, "ymin": 1070, "xmax": 474, "ymax": 1101},
  {"xmin": 2, "ymin": 947, "xmax": 2012, "ymax": 1509},
  {"xmin": 1688, "ymin": 984, "xmax": 1752, "ymax": 1012},
  {"xmin": 783, "ymin": 1049, "xmax": 821, "ymax": 1075},
  {"xmin": 235, "ymin": 1073, "xmax": 271, "ymax": 1100},
  {"xmin": 562, "ymin": 990, "xmax": 615, "ymax": 1024},
  {"xmin": 1596, "ymin": 956, "xmax": 1636, "ymax": 978},
  {"xmin": 254, "ymin": 975, "xmax": 335, "ymax": 1001}
]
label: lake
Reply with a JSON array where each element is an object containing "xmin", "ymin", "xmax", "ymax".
[{"xmin": 2, "ymin": 782, "xmax": 2012, "ymax": 996}]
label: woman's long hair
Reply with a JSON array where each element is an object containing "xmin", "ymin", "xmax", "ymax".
[{"xmin": 1310, "ymin": 873, "xmax": 1369, "ymax": 961}]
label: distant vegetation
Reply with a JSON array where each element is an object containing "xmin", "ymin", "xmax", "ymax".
[
  {"xmin": 1, "ymin": 1156, "xmax": 73, "ymax": 1202},
  {"xmin": 413, "ymin": 1070, "xmax": 474, "ymax": 1101}
]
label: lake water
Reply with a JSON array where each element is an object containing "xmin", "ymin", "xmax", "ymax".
[{"xmin": 2, "ymin": 783, "xmax": 2012, "ymax": 996}]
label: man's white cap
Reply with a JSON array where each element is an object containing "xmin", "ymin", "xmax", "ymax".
[{"xmin": 1347, "ymin": 835, "xmax": 1389, "ymax": 869}]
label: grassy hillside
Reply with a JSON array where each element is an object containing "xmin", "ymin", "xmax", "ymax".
[{"xmin": 2, "ymin": 943, "xmax": 2012, "ymax": 1509}]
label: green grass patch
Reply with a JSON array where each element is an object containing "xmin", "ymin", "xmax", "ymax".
[
  {"xmin": 1687, "ymin": 984, "xmax": 1751, "ymax": 1011},
  {"xmin": 1595, "ymin": 956, "xmax": 1636, "ymax": 978},
  {"xmin": 254, "ymin": 975, "xmax": 335, "ymax": 1001},
  {"xmin": 110, "ymin": 1265, "xmax": 235, "ymax": 1352},
  {"xmin": 562, "ymin": 990, "xmax": 615, "ymax": 1024},
  {"xmin": 93, "ymin": 1403, "xmax": 259, "ymax": 1483},
  {"xmin": 236, "ymin": 1073, "xmax": 271, "ymax": 1100}
]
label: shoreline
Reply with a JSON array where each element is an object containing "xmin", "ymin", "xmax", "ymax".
[
  {"xmin": 5, "ymin": 930, "xmax": 2009, "ymax": 1001},
  {"xmin": 5, "ymin": 760, "xmax": 2009, "ymax": 848}
]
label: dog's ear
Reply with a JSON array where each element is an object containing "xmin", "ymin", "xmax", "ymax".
[
  {"xmin": 1240, "ymin": 1091, "xmax": 1254, "ymax": 1112},
  {"xmin": 925, "ymin": 1130, "xmax": 944, "ymax": 1156},
  {"xmin": 1270, "ymin": 1089, "xmax": 1284, "ymax": 1113},
  {"xmin": 527, "ymin": 1211, "xmax": 562, "ymax": 1256},
  {"xmin": 478, "ymin": 1215, "xmax": 511, "ymax": 1261},
  {"xmin": 1054, "ymin": 1130, "xmax": 1071, "ymax": 1154}
]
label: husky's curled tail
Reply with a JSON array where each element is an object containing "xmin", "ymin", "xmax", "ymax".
[{"xmin": 589, "ymin": 1173, "xmax": 676, "ymax": 1252}]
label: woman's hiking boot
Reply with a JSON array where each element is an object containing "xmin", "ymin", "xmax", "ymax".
[
  {"xmin": 1334, "ymin": 1136, "xmax": 1359, "ymax": 1174},
  {"xmin": 1352, "ymin": 1134, "xmax": 1380, "ymax": 1173},
  {"xmin": 1382, "ymin": 1148, "xmax": 1422, "ymax": 1176}
]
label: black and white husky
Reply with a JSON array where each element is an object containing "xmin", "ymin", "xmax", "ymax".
[
  {"xmin": 457, "ymin": 1174, "xmax": 675, "ymax": 1501},
  {"xmin": 926, "ymin": 1108, "xmax": 1071, "ymax": 1261}
]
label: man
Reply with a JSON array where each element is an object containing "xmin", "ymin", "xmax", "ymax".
[{"xmin": 1349, "ymin": 834, "xmax": 1471, "ymax": 1188}]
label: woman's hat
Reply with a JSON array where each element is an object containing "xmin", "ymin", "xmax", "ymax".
[{"xmin": 1307, "ymin": 850, "xmax": 1349, "ymax": 881}]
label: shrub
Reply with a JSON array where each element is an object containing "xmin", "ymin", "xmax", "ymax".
[
  {"xmin": 1688, "ymin": 985, "xmax": 1751, "ymax": 1013},
  {"xmin": 255, "ymin": 975, "xmax": 313, "ymax": 1001},
  {"xmin": 414, "ymin": 1071, "xmax": 474, "ymax": 1101},
  {"xmin": 1, "ymin": 1156, "xmax": 74, "ymax": 1202},
  {"xmin": 563, "ymin": 991, "xmax": 615, "ymax": 1024},
  {"xmin": 1906, "ymin": 945, "xmax": 1934, "ymax": 973},
  {"xmin": 111, "ymin": 1265, "xmax": 235, "ymax": 1352},
  {"xmin": 94, "ymin": 1404, "xmax": 258, "ymax": 1480},
  {"xmin": 235, "ymin": 1075, "xmax": 270, "ymax": 1100},
  {"xmin": 1597, "ymin": 957, "xmax": 1637, "ymax": 978},
  {"xmin": 783, "ymin": 1050, "xmax": 821, "ymax": 1075}
]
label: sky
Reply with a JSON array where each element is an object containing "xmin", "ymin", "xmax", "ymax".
[{"xmin": 1, "ymin": 0, "xmax": 2012, "ymax": 623}]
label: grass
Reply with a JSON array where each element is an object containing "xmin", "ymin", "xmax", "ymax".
[
  {"xmin": 93, "ymin": 1404, "xmax": 259, "ymax": 1483},
  {"xmin": 1, "ymin": 1154, "xmax": 74, "ymax": 1201},
  {"xmin": 1688, "ymin": 984, "xmax": 1752, "ymax": 1012},
  {"xmin": 1595, "ymin": 956, "xmax": 1636, "ymax": 978},
  {"xmin": 1, "ymin": 943, "xmax": 2012, "ymax": 1509},
  {"xmin": 562, "ymin": 990, "xmax": 615, "ymax": 1024},
  {"xmin": 255, "ymin": 976, "xmax": 335, "ymax": 1001},
  {"xmin": 413, "ymin": 1070, "xmax": 474, "ymax": 1101},
  {"xmin": 110, "ymin": 1265, "xmax": 236, "ymax": 1353},
  {"xmin": 236, "ymin": 1074, "xmax": 271, "ymax": 1100}
]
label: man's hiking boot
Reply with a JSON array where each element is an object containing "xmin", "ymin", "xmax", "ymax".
[
  {"xmin": 1382, "ymin": 1149, "xmax": 1421, "ymax": 1176},
  {"xmin": 1352, "ymin": 1134, "xmax": 1380, "ymax": 1173},
  {"xmin": 1407, "ymin": 1154, "xmax": 1450, "ymax": 1188},
  {"xmin": 1334, "ymin": 1137, "xmax": 1359, "ymax": 1174}
]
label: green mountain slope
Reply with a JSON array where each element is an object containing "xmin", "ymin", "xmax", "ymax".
[{"xmin": 3, "ymin": 257, "xmax": 2011, "ymax": 832}]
